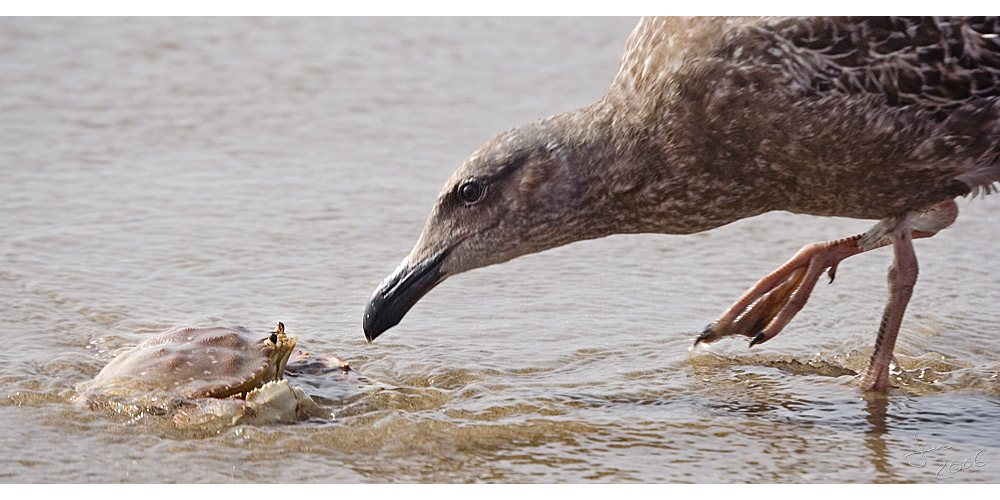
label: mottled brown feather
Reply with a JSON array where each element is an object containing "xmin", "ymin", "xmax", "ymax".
[{"xmin": 408, "ymin": 17, "xmax": 1000, "ymax": 281}]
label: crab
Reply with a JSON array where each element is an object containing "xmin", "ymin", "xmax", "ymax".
[{"xmin": 76, "ymin": 322, "xmax": 362, "ymax": 428}]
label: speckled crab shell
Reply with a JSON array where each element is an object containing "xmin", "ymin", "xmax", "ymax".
[{"xmin": 78, "ymin": 323, "xmax": 297, "ymax": 402}]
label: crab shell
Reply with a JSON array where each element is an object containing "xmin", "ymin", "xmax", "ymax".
[{"xmin": 78, "ymin": 325, "xmax": 297, "ymax": 403}]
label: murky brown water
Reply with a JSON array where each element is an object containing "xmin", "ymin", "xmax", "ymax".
[{"xmin": 2, "ymin": 17, "xmax": 999, "ymax": 483}]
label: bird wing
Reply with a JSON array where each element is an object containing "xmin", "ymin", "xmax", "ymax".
[{"xmin": 731, "ymin": 17, "xmax": 1000, "ymax": 113}]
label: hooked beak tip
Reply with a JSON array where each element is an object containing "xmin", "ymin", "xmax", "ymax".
[{"xmin": 362, "ymin": 250, "xmax": 448, "ymax": 341}]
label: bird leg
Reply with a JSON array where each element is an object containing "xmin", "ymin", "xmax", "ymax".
[
  {"xmin": 856, "ymin": 229, "xmax": 918, "ymax": 391},
  {"xmin": 695, "ymin": 234, "xmax": 877, "ymax": 346},
  {"xmin": 695, "ymin": 200, "xmax": 959, "ymax": 391}
]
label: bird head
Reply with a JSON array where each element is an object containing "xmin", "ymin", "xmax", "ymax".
[{"xmin": 363, "ymin": 114, "xmax": 608, "ymax": 341}]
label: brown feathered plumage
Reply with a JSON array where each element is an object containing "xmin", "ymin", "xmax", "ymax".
[{"xmin": 364, "ymin": 17, "xmax": 1000, "ymax": 391}]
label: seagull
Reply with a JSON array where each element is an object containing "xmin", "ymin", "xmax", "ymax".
[{"xmin": 363, "ymin": 17, "xmax": 1000, "ymax": 391}]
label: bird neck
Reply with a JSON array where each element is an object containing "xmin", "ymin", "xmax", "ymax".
[{"xmin": 551, "ymin": 98, "xmax": 769, "ymax": 238}]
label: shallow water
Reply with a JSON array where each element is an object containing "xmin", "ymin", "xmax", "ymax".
[{"xmin": 2, "ymin": 17, "xmax": 999, "ymax": 483}]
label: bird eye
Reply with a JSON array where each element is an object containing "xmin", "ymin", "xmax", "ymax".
[
  {"xmin": 458, "ymin": 180, "xmax": 485, "ymax": 204},
  {"xmin": 269, "ymin": 333, "xmax": 278, "ymax": 344}
]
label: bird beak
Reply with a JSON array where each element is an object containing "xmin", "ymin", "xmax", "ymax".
[{"xmin": 363, "ymin": 249, "xmax": 447, "ymax": 341}]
